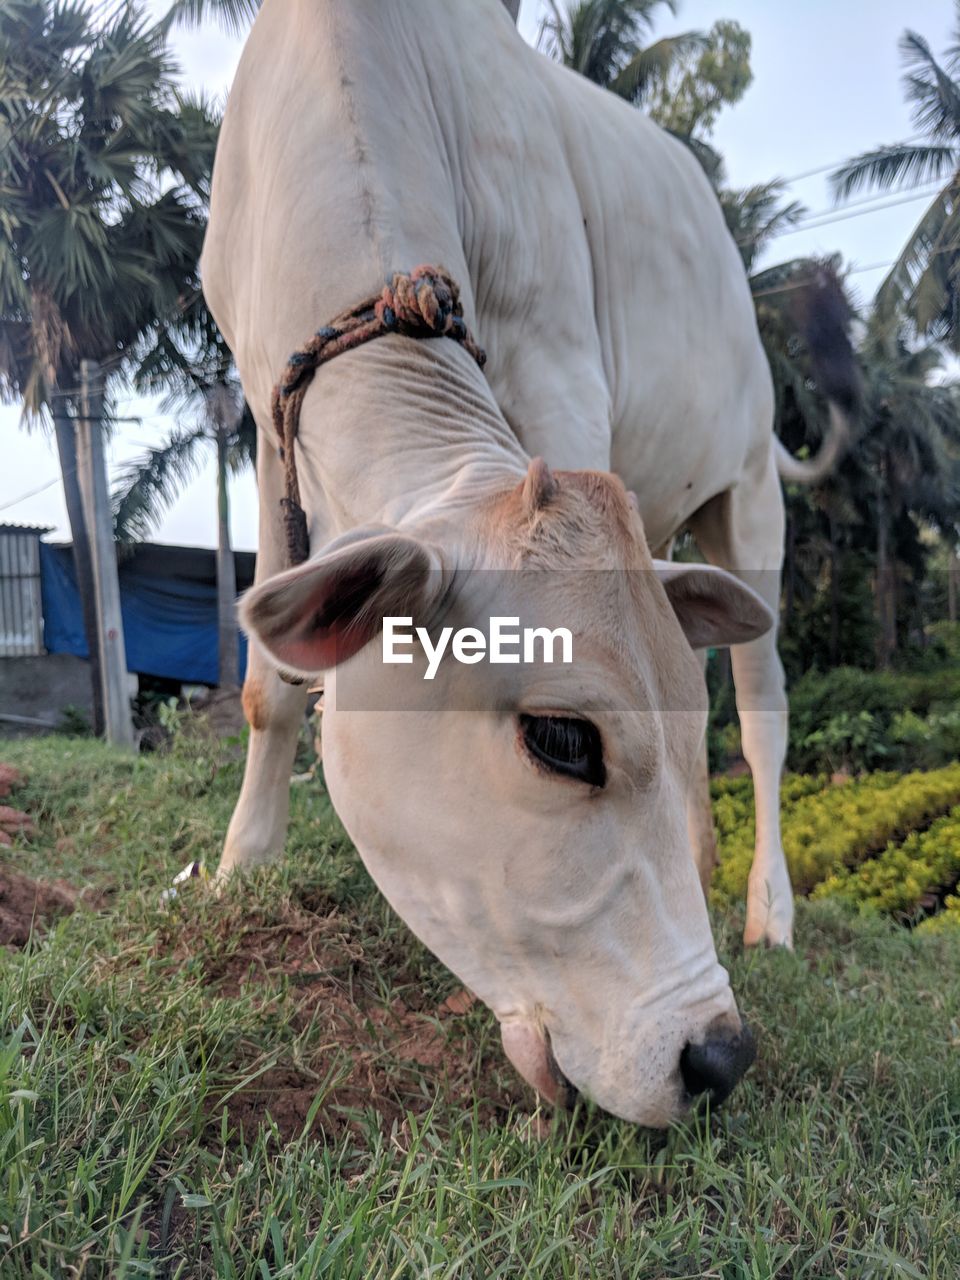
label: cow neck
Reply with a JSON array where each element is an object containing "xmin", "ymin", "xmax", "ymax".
[{"xmin": 290, "ymin": 333, "xmax": 529, "ymax": 539}]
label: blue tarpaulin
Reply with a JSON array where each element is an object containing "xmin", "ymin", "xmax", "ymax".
[{"xmin": 39, "ymin": 542, "xmax": 252, "ymax": 685}]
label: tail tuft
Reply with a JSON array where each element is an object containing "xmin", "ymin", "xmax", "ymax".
[
  {"xmin": 777, "ymin": 261, "xmax": 860, "ymax": 485},
  {"xmin": 794, "ymin": 263, "xmax": 860, "ymax": 417}
]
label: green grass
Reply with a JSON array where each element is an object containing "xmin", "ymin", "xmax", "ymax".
[{"xmin": 1, "ymin": 734, "xmax": 959, "ymax": 1278}]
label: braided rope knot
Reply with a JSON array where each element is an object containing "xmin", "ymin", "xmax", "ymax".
[
  {"xmin": 375, "ymin": 266, "xmax": 459, "ymax": 339},
  {"xmin": 270, "ymin": 265, "xmax": 487, "ymax": 574}
]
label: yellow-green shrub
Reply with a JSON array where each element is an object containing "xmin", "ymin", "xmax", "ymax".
[
  {"xmin": 916, "ymin": 896, "xmax": 960, "ymax": 934},
  {"xmin": 712, "ymin": 763, "xmax": 960, "ymax": 902},
  {"xmin": 813, "ymin": 806, "xmax": 960, "ymax": 916}
]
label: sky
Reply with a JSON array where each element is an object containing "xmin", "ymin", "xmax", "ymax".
[{"xmin": 4, "ymin": 0, "xmax": 957, "ymax": 550}]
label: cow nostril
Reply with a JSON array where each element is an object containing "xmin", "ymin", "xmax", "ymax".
[{"xmin": 679, "ymin": 1022, "xmax": 756, "ymax": 1106}]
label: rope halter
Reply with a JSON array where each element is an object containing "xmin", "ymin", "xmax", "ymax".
[{"xmin": 271, "ymin": 266, "xmax": 486, "ymax": 569}]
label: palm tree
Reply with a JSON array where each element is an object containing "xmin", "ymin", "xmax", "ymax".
[
  {"xmin": 830, "ymin": 11, "xmax": 960, "ymax": 348},
  {"xmin": 113, "ymin": 300, "xmax": 256, "ymax": 688},
  {"xmin": 0, "ymin": 0, "xmax": 213, "ymax": 725},
  {"xmin": 538, "ymin": 0, "xmax": 708, "ymax": 106}
]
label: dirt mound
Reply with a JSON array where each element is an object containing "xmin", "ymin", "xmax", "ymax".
[
  {"xmin": 0, "ymin": 763, "xmax": 67, "ymax": 946},
  {"xmin": 0, "ymin": 764, "xmax": 25, "ymax": 798},
  {"xmin": 0, "ymin": 869, "xmax": 75, "ymax": 947},
  {"xmin": 0, "ymin": 764, "xmax": 33, "ymax": 848},
  {"xmin": 156, "ymin": 891, "xmax": 526, "ymax": 1143}
]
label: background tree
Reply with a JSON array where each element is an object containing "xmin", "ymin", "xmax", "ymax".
[
  {"xmin": 0, "ymin": 0, "xmax": 214, "ymax": 724},
  {"xmin": 647, "ymin": 18, "xmax": 752, "ymax": 138}
]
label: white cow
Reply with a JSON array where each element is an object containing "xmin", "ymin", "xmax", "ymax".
[{"xmin": 202, "ymin": 0, "xmax": 849, "ymax": 1126}]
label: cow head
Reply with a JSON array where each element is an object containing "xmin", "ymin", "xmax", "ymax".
[{"xmin": 241, "ymin": 461, "xmax": 772, "ymax": 1127}]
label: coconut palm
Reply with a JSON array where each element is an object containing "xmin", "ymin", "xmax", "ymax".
[
  {"xmin": 538, "ymin": 0, "xmax": 707, "ymax": 105},
  {"xmin": 0, "ymin": 0, "xmax": 214, "ymax": 724},
  {"xmin": 830, "ymin": 12, "xmax": 960, "ymax": 348}
]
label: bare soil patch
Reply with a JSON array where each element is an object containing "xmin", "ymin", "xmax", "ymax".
[
  {"xmin": 0, "ymin": 762, "xmax": 77, "ymax": 946},
  {"xmin": 0, "ymin": 867, "xmax": 75, "ymax": 947},
  {"xmin": 154, "ymin": 890, "xmax": 525, "ymax": 1144}
]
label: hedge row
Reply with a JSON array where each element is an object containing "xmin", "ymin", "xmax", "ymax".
[
  {"xmin": 711, "ymin": 762, "xmax": 960, "ymax": 902},
  {"xmin": 916, "ymin": 896, "xmax": 960, "ymax": 934},
  {"xmin": 812, "ymin": 804, "xmax": 960, "ymax": 918}
]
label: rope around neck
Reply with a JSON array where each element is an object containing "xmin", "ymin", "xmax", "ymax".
[{"xmin": 271, "ymin": 265, "xmax": 487, "ymax": 568}]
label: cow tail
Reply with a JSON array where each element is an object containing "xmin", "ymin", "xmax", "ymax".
[{"xmin": 775, "ymin": 263, "xmax": 860, "ymax": 486}]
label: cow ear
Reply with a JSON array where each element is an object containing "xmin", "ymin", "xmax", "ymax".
[
  {"xmin": 653, "ymin": 562, "xmax": 774, "ymax": 649},
  {"xmin": 241, "ymin": 530, "xmax": 442, "ymax": 675}
]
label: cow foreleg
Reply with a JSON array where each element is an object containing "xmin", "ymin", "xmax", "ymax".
[
  {"xmin": 690, "ymin": 455, "xmax": 793, "ymax": 949},
  {"xmin": 216, "ymin": 442, "xmax": 312, "ymax": 882},
  {"xmin": 731, "ymin": 630, "xmax": 791, "ymax": 948},
  {"xmin": 217, "ymin": 663, "xmax": 310, "ymax": 880}
]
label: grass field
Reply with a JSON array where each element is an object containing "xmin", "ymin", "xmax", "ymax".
[{"xmin": 1, "ymin": 731, "xmax": 959, "ymax": 1279}]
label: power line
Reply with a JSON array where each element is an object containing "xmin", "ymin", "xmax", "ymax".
[
  {"xmin": 774, "ymin": 185, "xmax": 948, "ymax": 238},
  {"xmin": 735, "ymin": 177, "xmax": 949, "ymax": 249},
  {"xmin": 774, "ymin": 136, "xmax": 930, "ymax": 187},
  {"xmin": 792, "ymin": 178, "xmax": 943, "ymax": 230},
  {"xmin": 752, "ymin": 259, "xmax": 899, "ymax": 300},
  {"xmin": 0, "ymin": 475, "xmax": 63, "ymax": 514},
  {"xmin": 749, "ymin": 230, "xmax": 960, "ymax": 300}
]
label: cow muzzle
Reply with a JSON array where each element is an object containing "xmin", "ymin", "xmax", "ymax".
[{"xmin": 679, "ymin": 1017, "xmax": 756, "ymax": 1107}]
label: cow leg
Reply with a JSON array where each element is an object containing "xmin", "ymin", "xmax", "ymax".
[
  {"xmin": 689, "ymin": 453, "xmax": 793, "ymax": 948},
  {"xmin": 216, "ymin": 444, "xmax": 311, "ymax": 881}
]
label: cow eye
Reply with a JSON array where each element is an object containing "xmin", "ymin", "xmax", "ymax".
[{"xmin": 519, "ymin": 715, "xmax": 606, "ymax": 787}]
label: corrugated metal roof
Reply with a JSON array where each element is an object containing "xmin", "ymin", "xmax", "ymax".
[{"xmin": 0, "ymin": 522, "xmax": 53, "ymax": 535}]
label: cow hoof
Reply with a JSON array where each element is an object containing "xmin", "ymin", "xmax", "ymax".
[{"xmin": 743, "ymin": 920, "xmax": 794, "ymax": 950}]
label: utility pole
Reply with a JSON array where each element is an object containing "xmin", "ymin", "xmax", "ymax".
[
  {"xmin": 76, "ymin": 359, "xmax": 135, "ymax": 749},
  {"xmin": 52, "ymin": 406, "xmax": 105, "ymax": 735}
]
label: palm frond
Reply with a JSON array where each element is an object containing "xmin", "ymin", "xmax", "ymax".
[
  {"xmin": 611, "ymin": 31, "xmax": 708, "ymax": 102},
  {"xmin": 539, "ymin": 0, "xmax": 679, "ymax": 88},
  {"xmin": 873, "ymin": 186, "xmax": 960, "ymax": 340},
  {"xmin": 830, "ymin": 143, "xmax": 956, "ymax": 200},
  {"xmin": 166, "ymin": 0, "xmax": 260, "ymax": 38},
  {"xmin": 112, "ymin": 425, "xmax": 207, "ymax": 543},
  {"xmin": 227, "ymin": 401, "xmax": 257, "ymax": 474},
  {"xmin": 900, "ymin": 29, "xmax": 960, "ymax": 140},
  {"xmin": 721, "ymin": 181, "xmax": 806, "ymax": 271}
]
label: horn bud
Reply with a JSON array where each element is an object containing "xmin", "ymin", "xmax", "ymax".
[{"xmin": 521, "ymin": 457, "xmax": 558, "ymax": 515}]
